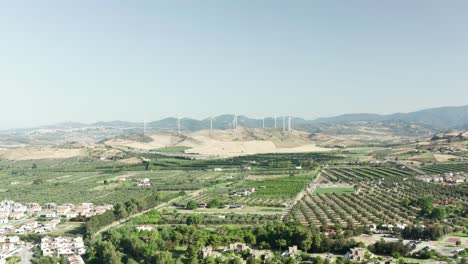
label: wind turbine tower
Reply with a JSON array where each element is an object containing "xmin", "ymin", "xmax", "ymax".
[
  {"xmin": 210, "ymin": 116, "xmax": 213, "ymax": 136},
  {"xmin": 177, "ymin": 117, "xmax": 181, "ymax": 134},
  {"xmin": 282, "ymin": 116, "xmax": 286, "ymax": 132},
  {"xmin": 233, "ymin": 115, "xmax": 238, "ymax": 131},
  {"xmin": 262, "ymin": 118, "xmax": 265, "ymax": 129},
  {"xmin": 288, "ymin": 116, "xmax": 292, "ymax": 131},
  {"xmin": 274, "ymin": 116, "xmax": 277, "ymax": 129}
]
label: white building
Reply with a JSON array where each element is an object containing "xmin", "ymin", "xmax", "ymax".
[
  {"xmin": 41, "ymin": 236, "xmax": 86, "ymax": 256},
  {"xmin": 137, "ymin": 178, "xmax": 151, "ymax": 187}
]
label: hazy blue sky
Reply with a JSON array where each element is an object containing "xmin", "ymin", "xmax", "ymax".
[{"xmin": 1, "ymin": 1, "xmax": 467, "ymax": 129}]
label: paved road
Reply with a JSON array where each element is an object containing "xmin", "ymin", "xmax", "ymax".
[
  {"xmin": 17, "ymin": 244, "xmax": 33, "ymax": 264},
  {"xmin": 0, "ymin": 243, "xmax": 33, "ymax": 264}
]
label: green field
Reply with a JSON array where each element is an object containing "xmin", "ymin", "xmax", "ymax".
[
  {"xmin": 153, "ymin": 146, "xmax": 191, "ymax": 153},
  {"xmin": 0, "ymin": 158, "xmax": 243, "ymax": 204}
]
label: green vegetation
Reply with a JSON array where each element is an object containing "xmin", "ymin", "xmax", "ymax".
[
  {"xmin": 154, "ymin": 146, "xmax": 191, "ymax": 153},
  {"xmin": 313, "ymin": 187, "xmax": 355, "ymax": 194},
  {"xmin": 87, "ymin": 221, "xmax": 360, "ymax": 264},
  {"xmin": 239, "ymin": 174, "xmax": 313, "ymax": 199},
  {"xmin": 421, "ymin": 163, "xmax": 468, "ymax": 174}
]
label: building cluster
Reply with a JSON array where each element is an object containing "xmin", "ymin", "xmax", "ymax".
[
  {"xmin": 417, "ymin": 172, "xmax": 466, "ymax": 184},
  {"xmin": 41, "ymin": 236, "xmax": 86, "ymax": 257},
  {"xmin": 344, "ymin": 247, "xmax": 394, "ymax": 264},
  {"xmin": 230, "ymin": 187, "xmax": 256, "ymax": 196},
  {"xmin": 0, "ymin": 200, "xmax": 112, "ymax": 235},
  {"xmin": 369, "ymin": 223, "xmax": 408, "ymax": 233},
  {"xmin": 0, "ymin": 200, "xmax": 113, "ymax": 223},
  {"xmin": 0, "ymin": 219, "xmax": 61, "ymax": 235},
  {"xmin": 137, "ymin": 178, "xmax": 151, "ymax": 187},
  {"xmin": 199, "ymin": 242, "xmax": 276, "ymax": 262},
  {"xmin": 0, "ymin": 236, "xmax": 21, "ymax": 262}
]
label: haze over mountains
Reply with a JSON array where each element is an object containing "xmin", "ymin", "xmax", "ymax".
[
  {"xmin": 9, "ymin": 104, "xmax": 468, "ymax": 132},
  {"xmin": 1, "ymin": 105, "xmax": 467, "ymax": 149}
]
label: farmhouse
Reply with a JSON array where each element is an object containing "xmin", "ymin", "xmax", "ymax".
[
  {"xmin": 137, "ymin": 178, "xmax": 151, "ymax": 187},
  {"xmin": 417, "ymin": 172, "xmax": 466, "ymax": 184},
  {"xmin": 41, "ymin": 236, "xmax": 86, "ymax": 256},
  {"xmin": 345, "ymin": 247, "xmax": 369, "ymax": 262},
  {"xmin": 226, "ymin": 242, "xmax": 250, "ymax": 253},
  {"xmin": 199, "ymin": 246, "xmax": 221, "ymax": 258},
  {"xmin": 282, "ymin": 245, "xmax": 300, "ymax": 258},
  {"xmin": 231, "ymin": 187, "xmax": 256, "ymax": 196}
]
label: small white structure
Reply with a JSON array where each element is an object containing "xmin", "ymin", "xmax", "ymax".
[
  {"xmin": 136, "ymin": 225, "xmax": 153, "ymax": 232},
  {"xmin": 137, "ymin": 178, "xmax": 151, "ymax": 187},
  {"xmin": 231, "ymin": 187, "xmax": 256, "ymax": 196}
]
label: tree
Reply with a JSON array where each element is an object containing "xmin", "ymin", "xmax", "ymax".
[
  {"xmin": 114, "ymin": 202, "xmax": 128, "ymax": 221},
  {"xmin": 431, "ymin": 206, "xmax": 447, "ymax": 221},
  {"xmin": 207, "ymin": 199, "xmax": 222, "ymax": 208},
  {"xmin": 186, "ymin": 215, "xmax": 203, "ymax": 226},
  {"xmin": 276, "ymin": 239, "xmax": 287, "ymax": 251},
  {"xmin": 33, "ymin": 179, "xmax": 44, "ymax": 185},
  {"xmin": 154, "ymin": 251, "xmax": 174, "ymax": 264},
  {"xmin": 6, "ymin": 256, "xmax": 21, "ymax": 264},
  {"xmin": 187, "ymin": 200, "xmax": 199, "ymax": 210},
  {"xmin": 417, "ymin": 196, "xmax": 434, "ymax": 215},
  {"xmin": 101, "ymin": 242, "xmax": 122, "ymax": 264},
  {"xmin": 315, "ymin": 256, "xmax": 324, "ymax": 264}
]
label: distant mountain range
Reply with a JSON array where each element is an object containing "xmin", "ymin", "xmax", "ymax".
[
  {"xmin": 5, "ymin": 105, "xmax": 468, "ymax": 133},
  {"xmin": 93, "ymin": 104, "xmax": 468, "ymax": 131},
  {"xmin": 314, "ymin": 105, "xmax": 468, "ymax": 129}
]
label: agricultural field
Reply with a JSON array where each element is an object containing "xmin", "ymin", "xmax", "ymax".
[
  {"xmin": 176, "ymin": 169, "xmax": 319, "ymax": 208},
  {"xmin": 289, "ymin": 166, "xmax": 468, "ymax": 228},
  {"xmin": 421, "ymin": 163, "xmax": 468, "ymax": 174},
  {"xmin": 313, "ymin": 186, "xmax": 355, "ymax": 194},
  {"xmin": 133, "ymin": 210, "xmax": 281, "ymax": 226},
  {"xmin": 0, "ymin": 157, "xmax": 244, "ymax": 204}
]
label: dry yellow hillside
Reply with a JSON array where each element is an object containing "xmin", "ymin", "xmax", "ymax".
[
  {"xmin": 102, "ymin": 128, "xmax": 332, "ymax": 157},
  {"xmin": 0, "ymin": 147, "xmax": 84, "ymax": 161}
]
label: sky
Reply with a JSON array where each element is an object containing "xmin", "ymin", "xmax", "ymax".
[{"xmin": 0, "ymin": 1, "xmax": 467, "ymax": 129}]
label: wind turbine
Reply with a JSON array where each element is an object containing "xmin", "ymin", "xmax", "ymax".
[
  {"xmin": 274, "ymin": 116, "xmax": 277, "ymax": 129},
  {"xmin": 283, "ymin": 116, "xmax": 286, "ymax": 132},
  {"xmin": 177, "ymin": 117, "xmax": 181, "ymax": 134},
  {"xmin": 262, "ymin": 118, "xmax": 265, "ymax": 129},
  {"xmin": 233, "ymin": 115, "xmax": 238, "ymax": 131},
  {"xmin": 210, "ymin": 116, "xmax": 213, "ymax": 136}
]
